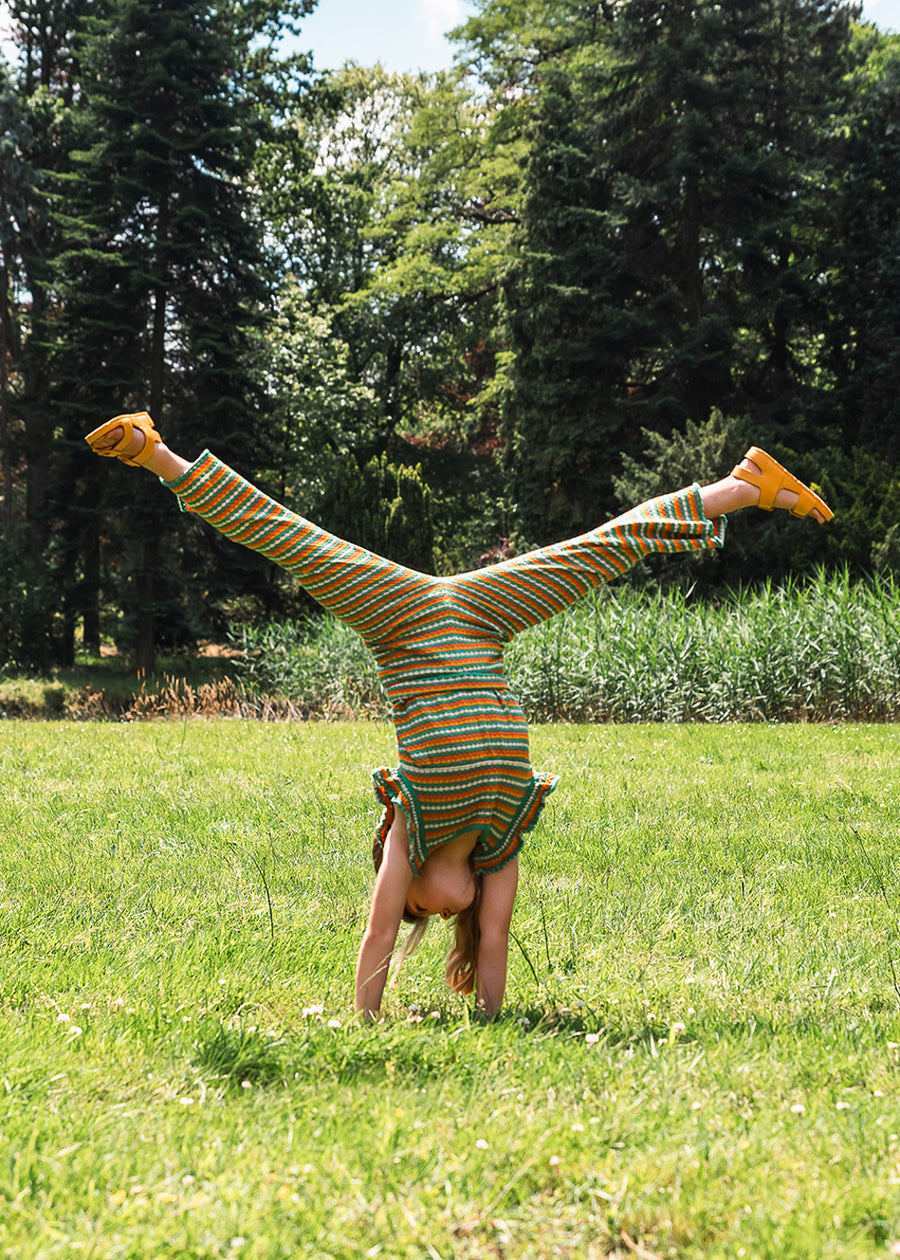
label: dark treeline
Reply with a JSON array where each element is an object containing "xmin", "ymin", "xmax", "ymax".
[{"xmin": 1, "ymin": 0, "xmax": 899, "ymax": 673}]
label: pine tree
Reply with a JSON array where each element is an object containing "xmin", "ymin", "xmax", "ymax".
[
  {"xmin": 316, "ymin": 452, "xmax": 435, "ymax": 575},
  {"xmin": 501, "ymin": 51, "xmax": 627, "ymax": 542},
  {"xmin": 0, "ymin": 2, "xmax": 90, "ymax": 662},
  {"xmin": 49, "ymin": 0, "xmax": 311, "ymax": 670},
  {"xmin": 829, "ymin": 35, "xmax": 900, "ymax": 457},
  {"xmin": 0, "ymin": 63, "xmax": 29, "ymax": 537},
  {"xmin": 499, "ymin": 0, "xmax": 863, "ymax": 543}
]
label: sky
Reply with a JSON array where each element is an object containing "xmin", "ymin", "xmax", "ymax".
[
  {"xmin": 295, "ymin": 0, "xmax": 470, "ymax": 74},
  {"xmin": 299, "ymin": 0, "xmax": 900, "ymax": 75}
]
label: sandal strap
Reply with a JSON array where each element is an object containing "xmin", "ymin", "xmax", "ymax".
[
  {"xmin": 730, "ymin": 445, "xmax": 781, "ymax": 510},
  {"xmin": 731, "ymin": 446, "xmax": 833, "ymax": 520},
  {"xmin": 119, "ymin": 413, "xmax": 161, "ymax": 466},
  {"xmin": 85, "ymin": 412, "xmax": 161, "ymax": 466}
]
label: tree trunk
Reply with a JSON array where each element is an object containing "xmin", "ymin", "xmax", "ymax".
[
  {"xmin": 82, "ymin": 519, "xmax": 101, "ymax": 655},
  {"xmin": 0, "ymin": 244, "xmax": 14, "ymax": 535},
  {"xmin": 134, "ymin": 195, "xmax": 169, "ymax": 677},
  {"xmin": 136, "ymin": 532, "xmax": 159, "ymax": 677},
  {"xmin": 61, "ymin": 604, "xmax": 75, "ymax": 667},
  {"xmin": 23, "ymin": 285, "xmax": 52, "ymax": 558}
]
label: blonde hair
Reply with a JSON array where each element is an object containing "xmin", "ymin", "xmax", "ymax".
[{"xmin": 373, "ymin": 834, "xmax": 483, "ymax": 994}]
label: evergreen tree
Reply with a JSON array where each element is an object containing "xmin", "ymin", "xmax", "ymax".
[
  {"xmin": 0, "ymin": 58, "xmax": 59, "ymax": 673},
  {"xmin": 500, "ymin": 48, "xmax": 626, "ymax": 542},
  {"xmin": 0, "ymin": 2, "xmax": 88, "ymax": 661},
  {"xmin": 316, "ymin": 451, "xmax": 434, "ymax": 574},
  {"xmin": 0, "ymin": 0, "xmax": 318, "ymax": 667},
  {"xmin": 3, "ymin": 0, "xmax": 86, "ymax": 559},
  {"xmin": 496, "ymin": 0, "xmax": 863, "ymax": 543},
  {"xmin": 829, "ymin": 34, "xmax": 900, "ymax": 458},
  {"xmin": 47, "ymin": 0, "xmax": 314, "ymax": 669},
  {"xmin": 0, "ymin": 63, "xmax": 29, "ymax": 537}
]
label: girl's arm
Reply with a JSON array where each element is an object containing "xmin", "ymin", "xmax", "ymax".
[
  {"xmin": 354, "ymin": 821, "xmax": 413, "ymax": 1020},
  {"xmin": 475, "ymin": 857, "xmax": 519, "ymax": 1017}
]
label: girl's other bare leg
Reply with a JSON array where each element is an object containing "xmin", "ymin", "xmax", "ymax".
[{"xmin": 698, "ymin": 451, "xmax": 830, "ymax": 523}]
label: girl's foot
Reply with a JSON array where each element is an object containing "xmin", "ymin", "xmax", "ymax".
[
  {"xmin": 85, "ymin": 412, "xmax": 161, "ymax": 466},
  {"xmin": 732, "ymin": 447, "xmax": 833, "ymax": 523}
]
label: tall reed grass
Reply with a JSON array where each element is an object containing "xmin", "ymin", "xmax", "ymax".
[
  {"xmin": 231, "ymin": 569, "xmax": 900, "ymax": 723},
  {"xmin": 229, "ymin": 615, "xmax": 383, "ymax": 716},
  {"xmin": 507, "ymin": 569, "xmax": 900, "ymax": 722}
]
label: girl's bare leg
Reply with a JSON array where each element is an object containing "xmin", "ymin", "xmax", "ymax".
[
  {"xmin": 605, "ymin": 451, "xmax": 830, "ymax": 531},
  {"xmin": 698, "ymin": 454, "xmax": 827, "ymax": 523}
]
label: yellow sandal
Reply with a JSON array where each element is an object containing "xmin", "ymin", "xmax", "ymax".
[
  {"xmin": 732, "ymin": 446, "xmax": 834, "ymax": 521},
  {"xmin": 85, "ymin": 412, "xmax": 161, "ymax": 467}
]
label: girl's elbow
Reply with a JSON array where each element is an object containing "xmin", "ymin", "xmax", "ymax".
[
  {"xmin": 478, "ymin": 924, "xmax": 511, "ymax": 954},
  {"xmin": 361, "ymin": 923, "xmax": 397, "ymax": 955}
]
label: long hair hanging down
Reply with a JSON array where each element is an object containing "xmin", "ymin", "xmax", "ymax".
[
  {"xmin": 373, "ymin": 831, "xmax": 483, "ymax": 993},
  {"xmin": 445, "ymin": 880, "xmax": 483, "ymax": 994}
]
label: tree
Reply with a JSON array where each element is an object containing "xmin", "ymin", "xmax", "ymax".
[
  {"xmin": 258, "ymin": 64, "xmax": 487, "ymax": 450},
  {"xmin": 255, "ymin": 61, "xmax": 518, "ymax": 567},
  {"xmin": 476, "ymin": 0, "xmax": 864, "ymax": 542},
  {"xmin": 499, "ymin": 47, "xmax": 628, "ymax": 542},
  {"xmin": 828, "ymin": 32, "xmax": 900, "ymax": 458},
  {"xmin": 0, "ymin": 2, "xmax": 90, "ymax": 664},
  {"xmin": 317, "ymin": 451, "xmax": 434, "ymax": 574},
  {"xmin": 0, "ymin": 62, "xmax": 30, "ymax": 537},
  {"xmin": 25, "ymin": 0, "xmax": 317, "ymax": 670}
]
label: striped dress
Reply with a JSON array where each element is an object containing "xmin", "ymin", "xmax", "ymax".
[{"xmin": 164, "ymin": 452, "xmax": 726, "ymax": 874}]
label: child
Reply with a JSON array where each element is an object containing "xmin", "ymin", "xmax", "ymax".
[{"xmin": 86, "ymin": 412, "xmax": 832, "ymax": 1018}]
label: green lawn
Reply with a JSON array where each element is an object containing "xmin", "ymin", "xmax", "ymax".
[{"xmin": 2, "ymin": 719, "xmax": 900, "ymax": 1258}]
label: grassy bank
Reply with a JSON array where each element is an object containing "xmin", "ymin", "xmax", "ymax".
[
  {"xmin": 0, "ymin": 653, "xmax": 310, "ymax": 721},
  {"xmin": 2, "ymin": 720, "xmax": 900, "ymax": 1256},
  {"xmin": 0, "ymin": 651, "xmax": 234, "ymax": 719}
]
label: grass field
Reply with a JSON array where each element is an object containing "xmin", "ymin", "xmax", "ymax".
[{"xmin": 2, "ymin": 718, "xmax": 900, "ymax": 1258}]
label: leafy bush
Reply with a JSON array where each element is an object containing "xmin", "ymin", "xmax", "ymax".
[
  {"xmin": 613, "ymin": 414, "xmax": 900, "ymax": 592},
  {"xmin": 228, "ymin": 616, "xmax": 385, "ymax": 716}
]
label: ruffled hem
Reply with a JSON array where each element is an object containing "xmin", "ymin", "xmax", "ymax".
[
  {"xmin": 474, "ymin": 771, "xmax": 559, "ymax": 874},
  {"xmin": 371, "ymin": 766, "xmax": 559, "ymax": 876},
  {"xmin": 372, "ymin": 768, "xmax": 427, "ymax": 873}
]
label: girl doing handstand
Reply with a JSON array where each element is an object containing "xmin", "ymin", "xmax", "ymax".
[{"xmin": 86, "ymin": 414, "xmax": 832, "ymax": 1018}]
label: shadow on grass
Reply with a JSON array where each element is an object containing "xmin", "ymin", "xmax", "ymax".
[
  {"xmin": 193, "ymin": 1020, "xmax": 290, "ymax": 1087},
  {"xmin": 192, "ymin": 997, "xmax": 890, "ymax": 1092},
  {"xmin": 191, "ymin": 1009, "xmax": 691, "ymax": 1091}
]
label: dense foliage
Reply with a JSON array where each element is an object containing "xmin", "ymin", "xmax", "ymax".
[{"xmin": 2, "ymin": 0, "xmax": 900, "ymax": 669}]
